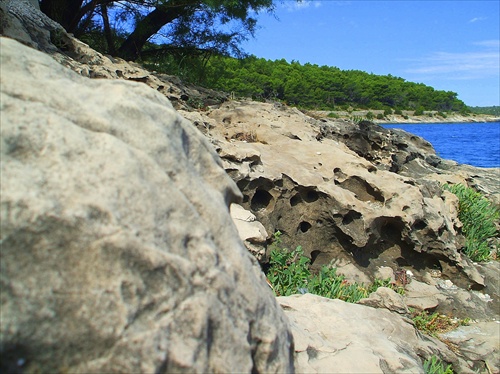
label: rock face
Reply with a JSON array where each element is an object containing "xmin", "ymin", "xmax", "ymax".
[
  {"xmin": 2, "ymin": 2, "xmax": 499, "ymax": 372},
  {"xmin": 182, "ymin": 101, "xmax": 489, "ymax": 291},
  {"xmin": 279, "ymin": 293, "xmax": 467, "ymax": 374},
  {"xmin": 0, "ymin": 37, "xmax": 294, "ymax": 373}
]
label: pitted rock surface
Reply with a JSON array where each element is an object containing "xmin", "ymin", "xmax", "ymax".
[{"xmin": 0, "ymin": 37, "xmax": 294, "ymax": 373}]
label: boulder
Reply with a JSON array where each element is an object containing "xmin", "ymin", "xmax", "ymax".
[
  {"xmin": 278, "ymin": 293, "xmax": 469, "ymax": 373},
  {"xmin": 195, "ymin": 100, "xmax": 480, "ymax": 289},
  {"xmin": 230, "ymin": 204, "xmax": 268, "ymax": 260},
  {"xmin": 0, "ymin": 37, "xmax": 294, "ymax": 373},
  {"xmin": 439, "ymin": 322, "xmax": 500, "ymax": 374},
  {"xmin": 358, "ymin": 287, "xmax": 409, "ymax": 314},
  {"xmin": 404, "ymin": 280, "xmax": 440, "ymax": 311}
]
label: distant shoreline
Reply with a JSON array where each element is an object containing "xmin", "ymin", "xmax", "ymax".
[{"xmin": 310, "ymin": 110, "xmax": 500, "ymax": 124}]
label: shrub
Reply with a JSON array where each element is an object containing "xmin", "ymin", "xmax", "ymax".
[
  {"xmin": 376, "ymin": 113, "xmax": 384, "ymax": 120},
  {"xmin": 394, "ymin": 109, "xmax": 403, "ymax": 115},
  {"xmin": 411, "ymin": 310, "xmax": 469, "ymax": 336},
  {"xmin": 423, "ymin": 355, "xmax": 453, "ymax": 374},
  {"xmin": 414, "ymin": 107, "xmax": 425, "ymax": 116},
  {"xmin": 443, "ymin": 184, "xmax": 500, "ymax": 261},
  {"xmin": 266, "ymin": 232, "xmax": 399, "ymax": 302},
  {"xmin": 437, "ymin": 111, "xmax": 447, "ymax": 118},
  {"xmin": 365, "ymin": 111, "xmax": 375, "ymax": 120}
]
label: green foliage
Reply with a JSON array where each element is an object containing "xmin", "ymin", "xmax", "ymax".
[
  {"xmin": 350, "ymin": 115, "xmax": 364, "ymax": 124},
  {"xmin": 468, "ymin": 106, "xmax": 500, "ymax": 116},
  {"xmin": 443, "ymin": 184, "xmax": 500, "ymax": 261},
  {"xmin": 365, "ymin": 111, "xmax": 375, "ymax": 120},
  {"xmin": 170, "ymin": 55, "xmax": 469, "ymax": 112},
  {"xmin": 411, "ymin": 310, "xmax": 469, "ymax": 337},
  {"xmin": 267, "ymin": 232, "xmax": 399, "ymax": 302},
  {"xmin": 423, "ymin": 356, "xmax": 453, "ymax": 374},
  {"xmin": 41, "ymin": 0, "xmax": 275, "ymax": 61},
  {"xmin": 414, "ymin": 107, "xmax": 425, "ymax": 116}
]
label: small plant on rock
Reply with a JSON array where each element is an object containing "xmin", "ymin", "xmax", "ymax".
[
  {"xmin": 443, "ymin": 183, "xmax": 499, "ymax": 261},
  {"xmin": 411, "ymin": 310, "xmax": 470, "ymax": 337},
  {"xmin": 423, "ymin": 355, "xmax": 453, "ymax": 374},
  {"xmin": 267, "ymin": 232, "xmax": 402, "ymax": 302}
]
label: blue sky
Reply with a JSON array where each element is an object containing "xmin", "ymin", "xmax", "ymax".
[{"xmin": 241, "ymin": 0, "xmax": 500, "ymax": 107}]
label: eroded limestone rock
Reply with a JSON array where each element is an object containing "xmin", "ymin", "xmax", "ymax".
[
  {"xmin": 279, "ymin": 293, "xmax": 471, "ymax": 373},
  {"xmin": 0, "ymin": 37, "xmax": 294, "ymax": 373}
]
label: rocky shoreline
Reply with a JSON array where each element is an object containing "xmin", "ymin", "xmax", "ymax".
[
  {"xmin": 311, "ymin": 110, "xmax": 500, "ymax": 124},
  {"xmin": 1, "ymin": 1, "xmax": 499, "ymax": 373}
]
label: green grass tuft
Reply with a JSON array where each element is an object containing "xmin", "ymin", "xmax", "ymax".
[
  {"xmin": 423, "ymin": 355, "xmax": 453, "ymax": 374},
  {"xmin": 266, "ymin": 232, "xmax": 401, "ymax": 302},
  {"xmin": 443, "ymin": 183, "xmax": 499, "ymax": 262}
]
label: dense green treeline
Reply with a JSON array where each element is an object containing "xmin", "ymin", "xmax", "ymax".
[
  {"xmin": 469, "ymin": 106, "xmax": 500, "ymax": 116},
  {"xmin": 203, "ymin": 56, "xmax": 467, "ymax": 111},
  {"xmin": 146, "ymin": 54, "xmax": 468, "ymax": 112}
]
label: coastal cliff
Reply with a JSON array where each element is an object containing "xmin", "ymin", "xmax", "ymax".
[{"xmin": 1, "ymin": 2, "xmax": 499, "ymax": 373}]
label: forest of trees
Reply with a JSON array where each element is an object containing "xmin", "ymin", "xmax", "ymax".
[
  {"xmin": 39, "ymin": 0, "xmax": 276, "ymax": 61},
  {"xmin": 469, "ymin": 106, "xmax": 500, "ymax": 116},
  {"xmin": 38, "ymin": 0, "xmax": 469, "ymax": 113},
  {"xmin": 145, "ymin": 54, "xmax": 469, "ymax": 112}
]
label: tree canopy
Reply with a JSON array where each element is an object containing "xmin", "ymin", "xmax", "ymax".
[
  {"xmin": 39, "ymin": 0, "xmax": 276, "ymax": 61},
  {"xmin": 198, "ymin": 56, "xmax": 468, "ymax": 112}
]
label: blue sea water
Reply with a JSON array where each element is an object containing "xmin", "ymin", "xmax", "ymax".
[{"xmin": 381, "ymin": 122, "xmax": 500, "ymax": 168}]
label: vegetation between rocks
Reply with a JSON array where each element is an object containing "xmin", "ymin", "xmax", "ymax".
[
  {"xmin": 423, "ymin": 355, "xmax": 453, "ymax": 374},
  {"xmin": 410, "ymin": 309, "xmax": 470, "ymax": 337},
  {"xmin": 266, "ymin": 232, "xmax": 400, "ymax": 302},
  {"xmin": 443, "ymin": 184, "xmax": 500, "ymax": 262}
]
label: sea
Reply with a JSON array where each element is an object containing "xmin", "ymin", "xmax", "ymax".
[{"xmin": 381, "ymin": 122, "xmax": 500, "ymax": 168}]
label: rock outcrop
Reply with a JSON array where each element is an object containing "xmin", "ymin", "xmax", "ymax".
[
  {"xmin": 1, "ymin": 2, "xmax": 499, "ymax": 372},
  {"xmin": 280, "ymin": 294, "xmax": 457, "ymax": 373},
  {"xmin": 0, "ymin": 37, "xmax": 294, "ymax": 373},
  {"xmin": 183, "ymin": 101, "xmax": 491, "ymax": 292},
  {"xmin": 279, "ymin": 293, "xmax": 499, "ymax": 374}
]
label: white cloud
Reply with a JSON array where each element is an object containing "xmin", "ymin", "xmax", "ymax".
[
  {"xmin": 473, "ymin": 40, "xmax": 500, "ymax": 48},
  {"xmin": 468, "ymin": 17, "xmax": 487, "ymax": 23},
  {"xmin": 282, "ymin": 1, "xmax": 322, "ymax": 12},
  {"xmin": 404, "ymin": 41, "xmax": 500, "ymax": 80}
]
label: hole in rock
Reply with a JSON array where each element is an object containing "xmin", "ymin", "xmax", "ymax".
[
  {"xmin": 304, "ymin": 190, "xmax": 319, "ymax": 203},
  {"xmin": 299, "ymin": 221, "xmax": 312, "ymax": 233},
  {"xmin": 412, "ymin": 220, "xmax": 427, "ymax": 230},
  {"xmin": 310, "ymin": 250, "xmax": 321, "ymax": 265},
  {"xmin": 339, "ymin": 176, "xmax": 385, "ymax": 203},
  {"xmin": 251, "ymin": 190, "xmax": 273, "ymax": 211},
  {"xmin": 290, "ymin": 194, "xmax": 302, "ymax": 207},
  {"xmin": 396, "ymin": 257, "xmax": 409, "ymax": 266},
  {"xmin": 342, "ymin": 210, "xmax": 362, "ymax": 225}
]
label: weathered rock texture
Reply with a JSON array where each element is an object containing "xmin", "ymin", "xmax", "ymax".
[
  {"xmin": 0, "ymin": 37, "xmax": 294, "ymax": 373},
  {"xmin": 2, "ymin": 2, "xmax": 499, "ymax": 371},
  {"xmin": 182, "ymin": 101, "xmax": 492, "ymax": 291},
  {"xmin": 279, "ymin": 293, "xmax": 471, "ymax": 374}
]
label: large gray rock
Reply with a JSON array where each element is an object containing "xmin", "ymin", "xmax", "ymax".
[
  {"xmin": 0, "ymin": 37, "xmax": 294, "ymax": 373},
  {"xmin": 278, "ymin": 293, "xmax": 471, "ymax": 373}
]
